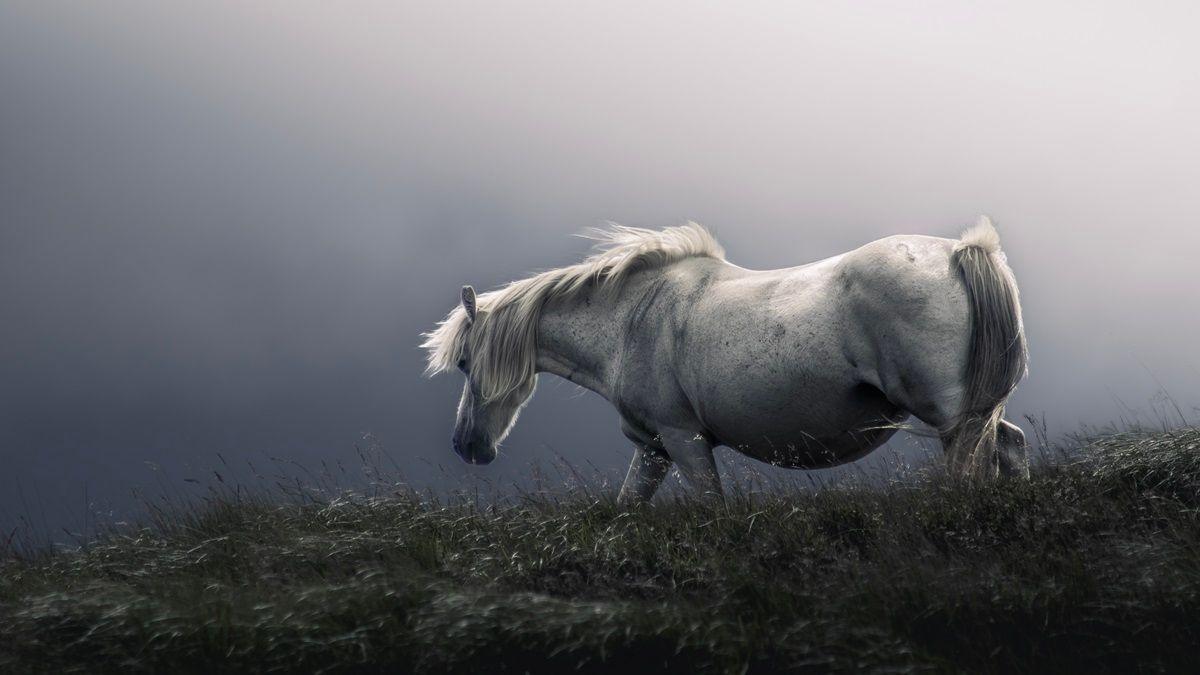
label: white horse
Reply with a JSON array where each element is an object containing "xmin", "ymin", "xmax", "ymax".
[{"xmin": 423, "ymin": 218, "xmax": 1028, "ymax": 504}]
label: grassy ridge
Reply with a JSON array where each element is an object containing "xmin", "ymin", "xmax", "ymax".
[{"xmin": 1, "ymin": 430, "xmax": 1198, "ymax": 673}]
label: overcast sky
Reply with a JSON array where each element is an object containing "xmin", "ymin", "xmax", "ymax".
[{"xmin": 2, "ymin": 1, "xmax": 1198, "ymax": 539}]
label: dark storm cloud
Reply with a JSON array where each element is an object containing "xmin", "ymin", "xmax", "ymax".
[{"xmin": 2, "ymin": 2, "xmax": 1198, "ymax": 537}]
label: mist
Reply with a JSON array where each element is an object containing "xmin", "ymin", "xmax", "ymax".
[{"xmin": 2, "ymin": 1, "xmax": 1198, "ymax": 538}]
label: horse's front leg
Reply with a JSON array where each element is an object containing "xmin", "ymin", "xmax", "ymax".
[
  {"xmin": 617, "ymin": 444, "xmax": 671, "ymax": 506},
  {"xmin": 660, "ymin": 427, "xmax": 722, "ymax": 500}
]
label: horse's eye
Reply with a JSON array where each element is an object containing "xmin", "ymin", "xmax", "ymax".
[{"xmin": 457, "ymin": 358, "xmax": 467, "ymax": 372}]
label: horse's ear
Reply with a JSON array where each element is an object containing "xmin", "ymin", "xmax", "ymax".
[{"xmin": 461, "ymin": 285, "xmax": 477, "ymax": 323}]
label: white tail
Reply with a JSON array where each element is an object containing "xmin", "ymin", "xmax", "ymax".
[{"xmin": 944, "ymin": 217, "xmax": 1028, "ymax": 477}]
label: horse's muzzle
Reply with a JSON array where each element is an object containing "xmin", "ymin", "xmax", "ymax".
[{"xmin": 453, "ymin": 437, "xmax": 496, "ymax": 465}]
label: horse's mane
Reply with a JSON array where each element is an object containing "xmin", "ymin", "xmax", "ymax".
[{"xmin": 422, "ymin": 222, "xmax": 725, "ymax": 402}]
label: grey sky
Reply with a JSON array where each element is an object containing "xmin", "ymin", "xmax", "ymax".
[{"xmin": 2, "ymin": 2, "xmax": 1198, "ymax": 537}]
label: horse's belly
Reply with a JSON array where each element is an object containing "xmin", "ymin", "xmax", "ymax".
[
  {"xmin": 722, "ymin": 424, "xmax": 900, "ymax": 469},
  {"xmin": 702, "ymin": 382, "xmax": 904, "ymax": 469}
]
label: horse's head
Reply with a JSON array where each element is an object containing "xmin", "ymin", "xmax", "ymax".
[{"xmin": 447, "ymin": 286, "xmax": 535, "ymax": 465}]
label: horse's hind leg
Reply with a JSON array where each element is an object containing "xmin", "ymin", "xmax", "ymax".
[
  {"xmin": 934, "ymin": 416, "xmax": 1028, "ymax": 479},
  {"xmin": 996, "ymin": 418, "xmax": 1030, "ymax": 478},
  {"xmin": 879, "ymin": 348, "xmax": 1024, "ymax": 479}
]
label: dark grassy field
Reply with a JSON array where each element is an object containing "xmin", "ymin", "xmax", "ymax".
[{"xmin": 1, "ymin": 429, "xmax": 1197, "ymax": 673}]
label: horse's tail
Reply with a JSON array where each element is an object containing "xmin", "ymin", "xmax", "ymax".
[{"xmin": 943, "ymin": 216, "xmax": 1028, "ymax": 478}]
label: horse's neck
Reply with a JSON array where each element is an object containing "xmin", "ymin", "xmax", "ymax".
[{"xmin": 535, "ymin": 284, "xmax": 622, "ymax": 400}]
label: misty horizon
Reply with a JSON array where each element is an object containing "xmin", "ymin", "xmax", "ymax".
[{"xmin": 2, "ymin": 2, "xmax": 1198, "ymax": 539}]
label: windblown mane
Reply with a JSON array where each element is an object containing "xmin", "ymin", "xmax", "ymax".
[{"xmin": 421, "ymin": 222, "xmax": 725, "ymax": 402}]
